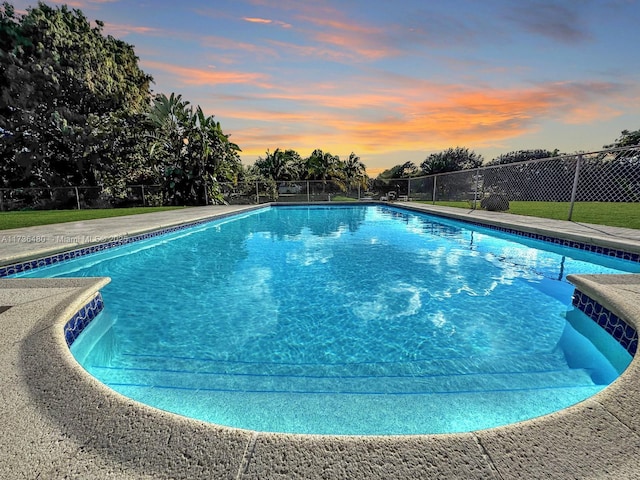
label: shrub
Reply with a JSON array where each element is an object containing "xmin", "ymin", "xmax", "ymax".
[{"xmin": 481, "ymin": 194, "xmax": 509, "ymax": 211}]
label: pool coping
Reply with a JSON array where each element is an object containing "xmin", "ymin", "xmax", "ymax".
[{"xmin": 2, "ymin": 203, "xmax": 640, "ymax": 478}]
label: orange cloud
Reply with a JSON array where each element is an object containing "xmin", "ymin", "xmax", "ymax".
[
  {"xmin": 142, "ymin": 61, "xmax": 272, "ymax": 88},
  {"xmin": 200, "ymin": 35, "xmax": 278, "ymax": 60},
  {"xmin": 265, "ymin": 39, "xmax": 361, "ymax": 63},
  {"xmin": 239, "ymin": 1, "xmax": 399, "ymax": 62},
  {"xmin": 207, "ymin": 79, "xmax": 629, "ymax": 167},
  {"xmin": 102, "ymin": 23, "xmax": 162, "ymax": 37},
  {"xmin": 299, "ymin": 15, "xmax": 399, "ymax": 60},
  {"xmin": 241, "ymin": 16, "xmax": 292, "ymax": 28},
  {"xmin": 243, "ymin": 17, "xmax": 272, "ymax": 24}
]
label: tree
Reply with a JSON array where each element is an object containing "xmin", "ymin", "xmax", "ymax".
[
  {"xmin": 486, "ymin": 149, "xmax": 560, "ymax": 166},
  {"xmin": 306, "ymin": 149, "xmax": 344, "ymax": 192},
  {"xmin": 147, "ymin": 93, "xmax": 242, "ymax": 205},
  {"xmin": 254, "ymin": 148, "xmax": 295, "ymax": 181},
  {"xmin": 341, "ymin": 152, "xmax": 368, "ymax": 191},
  {"xmin": 285, "ymin": 149, "xmax": 306, "ymax": 180},
  {"xmin": 420, "ymin": 147, "xmax": 483, "ymax": 175},
  {"xmin": 376, "ymin": 161, "xmax": 419, "ymax": 179},
  {"xmin": 146, "ymin": 92, "xmax": 191, "ymax": 204},
  {"xmin": 201, "ymin": 115, "xmax": 243, "ymax": 203},
  {"xmin": 0, "ymin": 1, "xmax": 152, "ymax": 194},
  {"xmin": 605, "ymin": 129, "xmax": 640, "ymax": 148}
]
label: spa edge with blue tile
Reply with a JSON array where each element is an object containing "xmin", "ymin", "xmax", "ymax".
[
  {"xmin": 64, "ymin": 292, "xmax": 105, "ymax": 347},
  {"xmin": 572, "ymin": 290, "xmax": 638, "ymax": 356}
]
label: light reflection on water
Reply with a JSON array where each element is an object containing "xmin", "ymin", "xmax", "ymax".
[{"xmin": 19, "ymin": 205, "xmax": 639, "ymax": 434}]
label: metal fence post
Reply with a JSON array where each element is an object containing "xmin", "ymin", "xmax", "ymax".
[
  {"xmin": 255, "ymin": 181, "xmax": 259, "ymax": 204},
  {"xmin": 568, "ymin": 154, "xmax": 583, "ymax": 221},
  {"xmin": 141, "ymin": 185, "xmax": 146, "ymax": 206},
  {"xmin": 432, "ymin": 176, "xmax": 437, "ymax": 204},
  {"xmin": 0, "ymin": 189, "xmax": 4, "ymax": 211},
  {"xmin": 407, "ymin": 178, "xmax": 411, "ymax": 201},
  {"xmin": 472, "ymin": 167, "xmax": 480, "ymax": 210},
  {"xmin": 307, "ymin": 181, "xmax": 310, "ymax": 202},
  {"xmin": 74, "ymin": 186, "xmax": 81, "ymax": 210}
]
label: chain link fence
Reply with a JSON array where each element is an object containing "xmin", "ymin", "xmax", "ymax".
[
  {"xmin": 1, "ymin": 146, "xmax": 638, "ymax": 219},
  {"xmin": 394, "ymin": 145, "xmax": 639, "ymax": 220},
  {"xmin": 217, "ymin": 180, "xmax": 364, "ymax": 204},
  {"xmin": 0, "ymin": 185, "xmax": 164, "ymax": 211}
]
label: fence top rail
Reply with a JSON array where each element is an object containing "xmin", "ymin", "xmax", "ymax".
[
  {"xmin": 387, "ymin": 145, "xmax": 640, "ymax": 183},
  {"xmin": 1, "ymin": 146, "xmax": 637, "ymax": 192}
]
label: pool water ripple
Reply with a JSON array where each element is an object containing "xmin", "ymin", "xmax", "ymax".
[{"xmin": 16, "ymin": 205, "xmax": 640, "ymax": 434}]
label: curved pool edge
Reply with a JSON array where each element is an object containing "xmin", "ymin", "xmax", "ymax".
[
  {"xmin": 3, "ymin": 276, "xmax": 640, "ymax": 478},
  {"xmin": 3, "ymin": 204, "xmax": 640, "ymax": 478}
]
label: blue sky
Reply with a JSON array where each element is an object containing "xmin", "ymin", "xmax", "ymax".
[{"xmin": 12, "ymin": 0, "xmax": 640, "ymax": 175}]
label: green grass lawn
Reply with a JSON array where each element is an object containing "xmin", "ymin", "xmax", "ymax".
[
  {"xmin": 1, "ymin": 202, "xmax": 638, "ymax": 230},
  {"xmin": 331, "ymin": 196, "xmax": 359, "ymax": 202},
  {"xmin": 422, "ymin": 201, "xmax": 640, "ymax": 230},
  {"xmin": 0, "ymin": 206, "xmax": 184, "ymax": 230}
]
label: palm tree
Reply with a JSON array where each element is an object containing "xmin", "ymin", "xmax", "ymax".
[
  {"xmin": 307, "ymin": 149, "xmax": 344, "ymax": 192},
  {"xmin": 255, "ymin": 148, "xmax": 293, "ymax": 181},
  {"xmin": 147, "ymin": 93, "xmax": 190, "ymax": 159},
  {"xmin": 147, "ymin": 93, "xmax": 193, "ymax": 204},
  {"xmin": 341, "ymin": 152, "xmax": 368, "ymax": 191},
  {"xmin": 147, "ymin": 93, "xmax": 241, "ymax": 205}
]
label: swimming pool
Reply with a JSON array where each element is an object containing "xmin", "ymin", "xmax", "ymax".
[{"xmin": 13, "ymin": 205, "xmax": 640, "ymax": 435}]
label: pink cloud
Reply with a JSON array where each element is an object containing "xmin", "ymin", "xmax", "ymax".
[
  {"xmin": 142, "ymin": 61, "xmax": 273, "ymax": 88},
  {"xmin": 209, "ymin": 79, "xmax": 631, "ymax": 161},
  {"xmin": 242, "ymin": 17, "xmax": 272, "ymax": 24},
  {"xmin": 200, "ymin": 35, "xmax": 278, "ymax": 59},
  {"xmin": 101, "ymin": 23, "xmax": 162, "ymax": 37},
  {"xmin": 38, "ymin": 0, "xmax": 119, "ymax": 7}
]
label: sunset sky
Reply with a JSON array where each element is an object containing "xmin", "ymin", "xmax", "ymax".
[{"xmin": 12, "ymin": 0, "xmax": 640, "ymax": 175}]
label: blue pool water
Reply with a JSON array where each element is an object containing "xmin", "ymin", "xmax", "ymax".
[{"xmin": 15, "ymin": 205, "xmax": 639, "ymax": 434}]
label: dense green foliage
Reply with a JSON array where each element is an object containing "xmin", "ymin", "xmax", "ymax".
[
  {"xmin": 146, "ymin": 93, "xmax": 242, "ymax": 205},
  {"xmin": 420, "ymin": 147, "xmax": 483, "ymax": 175},
  {"xmin": 252, "ymin": 148, "xmax": 367, "ymax": 192},
  {"xmin": 254, "ymin": 148, "xmax": 302, "ymax": 181},
  {"xmin": 376, "ymin": 161, "xmax": 420, "ymax": 180},
  {"xmin": 0, "ymin": 1, "xmax": 243, "ymax": 207},
  {"xmin": 485, "ymin": 149, "xmax": 560, "ymax": 166},
  {"xmin": 0, "ymin": 2, "xmax": 151, "ymax": 190},
  {"xmin": 605, "ymin": 129, "xmax": 640, "ymax": 148}
]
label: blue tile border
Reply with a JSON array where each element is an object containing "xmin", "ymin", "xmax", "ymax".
[
  {"xmin": 426, "ymin": 214, "xmax": 640, "ymax": 263},
  {"xmin": 2, "ymin": 206, "xmax": 639, "ymax": 279},
  {"xmin": 64, "ymin": 292, "xmax": 104, "ymax": 346},
  {"xmin": 472, "ymin": 223, "xmax": 640, "ymax": 263},
  {"xmin": 572, "ymin": 290, "xmax": 638, "ymax": 356},
  {"xmin": 2, "ymin": 204, "xmax": 639, "ymax": 355},
  {"xmin": 0, "ymin": 208, "xmax": 262, "ymax": 278},
  {"xmin": 389, "ymin": 205, "xmax": 640, "ymax": 263}
]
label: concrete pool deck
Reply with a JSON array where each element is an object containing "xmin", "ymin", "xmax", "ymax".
[{"xmin": 2, "ymin": 203, "xmax": 640, "ymax": 479}]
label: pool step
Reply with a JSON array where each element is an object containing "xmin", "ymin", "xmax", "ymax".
[
  {"xmin": 90, "ymin": 358, "xmax": 597, "ymax": 396},
  {"xmin": 106, "ymin": 349, "xmax": 574, "ymax": 379},
  {"xmin": 110, "ymin": 382, "xmax": 604, "ymax": 435}
]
